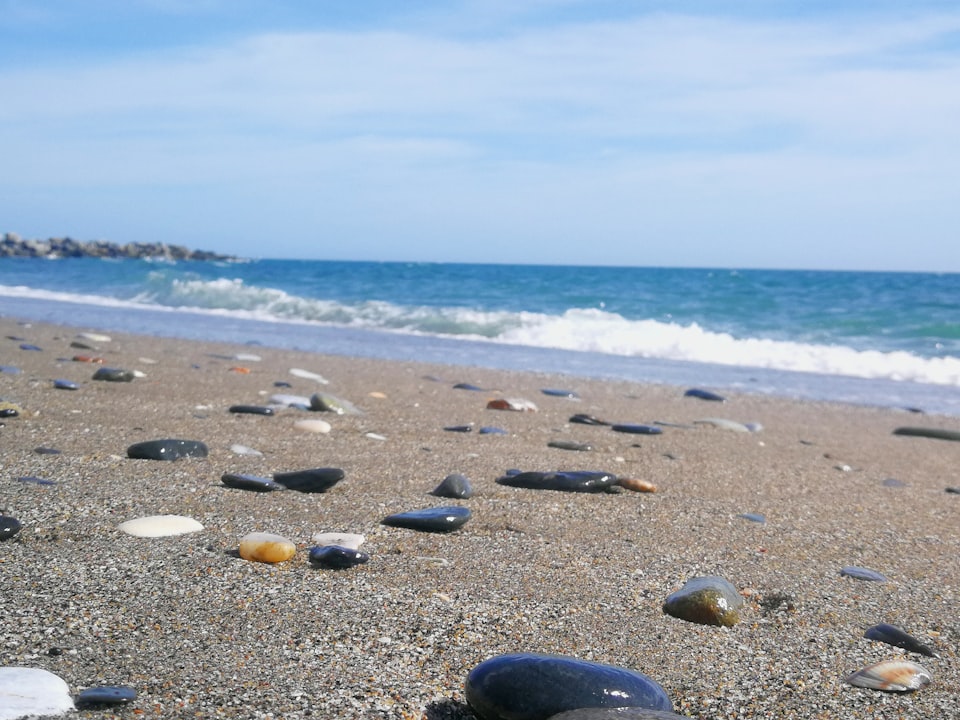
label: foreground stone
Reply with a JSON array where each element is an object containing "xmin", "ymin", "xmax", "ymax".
[
  {"xmin": 0, "ymin": 667, "xmax": 74, "ymax": 719},
  {"xmin": 662, "ymin": 575, "xmax": 744, "ymax": 627}
]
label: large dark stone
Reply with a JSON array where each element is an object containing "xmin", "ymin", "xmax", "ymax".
[
  {"xmin": 431, "ymin": 473, "xmax": 474, "ymax": 499},
  {"xmin": 663, "ymin": 576, "xmax": 744, "ymax": 627},
  {"xmin": 465, "ymin": 653, "xmax": 673, "ymax": 720},
  {"xmin": 0, "ymin": 515, "xmax": 22, "ymax": 541},
  {"xmin": 273, "ymin": 467, "xmax": 345, "ymax": 493},
  {"xmin": 75, "ymin": 685, "xmax": 137, "ymax": 707},
  {"xmin": 308, "ymin": 545, "xmax": 370, "ymax": 569},
  {"xmin": 381, "ymin": 506, "xmax": 471, "ymax": 533},
  {"xmin": 92, "ymin": 367, "xmax": 135, "ymax": 382},
  {"xmin": 126, "ymin": 439, "xmax": 209, "ymax": 461},
  {"xmin": 221, "ymin": 473, "xmax": 284, "ymax": 492},
  {"xmin": 496, "ymin": 470, "xmax": 618, "ymax": 493}
]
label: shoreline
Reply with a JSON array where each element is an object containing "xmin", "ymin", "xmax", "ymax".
[{"xmin": 1, "ymin": 317, "xmax": 958, "ymax": 718}]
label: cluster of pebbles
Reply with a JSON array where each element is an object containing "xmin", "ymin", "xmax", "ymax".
[{"xmin": 1, "ymin": 320, "xmax": 959, "ymax": 718}]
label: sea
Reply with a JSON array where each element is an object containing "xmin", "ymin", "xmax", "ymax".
[{"xmin": 2, "ymin": 257, "xmax": 959, "ymax": 416}]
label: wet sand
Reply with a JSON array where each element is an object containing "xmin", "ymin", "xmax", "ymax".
[{"xmin": 1, "ymin": 317, "xmax": 958, "ymax": 719}]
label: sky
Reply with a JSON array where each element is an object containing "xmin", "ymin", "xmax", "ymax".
[{"xmin": 2, "ymin": 1, "xmax": 959, "ymax": 271}]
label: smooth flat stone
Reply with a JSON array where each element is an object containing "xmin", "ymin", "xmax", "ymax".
[
  {"xmin": 221, "ymin": 473, "xmax": 284, "ymax": 492},
  {"xmin": 0, "ymin": 667, "xmax": 75, "ymax": 719},
  {"xmin": 663, "ymin": 575, "xmax": 744, "ymax": 627},
  {"xmin": 453, "ymin": 382, "xmax": 486, "ymax": 391},
  {"xmin": 569, "ymin": 413, "xmax": 610, "ymax": 426},
  {"xmin": 893, "ymin": 426, "xmax": 960, "ymax": 442},
  {"xmin": 465, "ymin": 653, "xmax": 673, "ymax": 720},
  {"xmin": 289, "ymin": 367, "xmax": 329, "ymax": 384},
  {"xmin": 228, "ymin": 404, "xmax": 275, "ymax": 416},
  {"xmin": 548, "ymin": 440, "xmax": 593, "ymax": 451},
  {"xmin": 118, "ymin": 515, "xmax": 204, "ymax": 538},
  {"xmin": 841, "ymin": 565, "xmax": 889, "ymax": 582},
  {"xmin": 92, "ymin": 367, "xmax": 135, "ymax": 382},
  {"xmin": 684, "ymin": 388, "xmax": 726, "ymax": 402},
  {"xmin": 865, "ymin": 623, "xmax": 938, "ymax": 657},
  {"xmin": 611, "ymin": 424, "xmax": 663, "ymax": 435},
  {"xmin": 16, "ymin": 476, "xmax": 56, "ymax": 486},
  {"xmin": 694, "ymin": 418, "xmax": 753, "ymax": 432},
  {"xmin": 311, "ymin": 532, "xmax": 365, "ymax": 550},
  {"xmin": 541, "ymin": 388, "xmax": 579, "ymax": 399},
  {"xmin": 19, "ymin": 343, "xmax": 42, "ymax": 351},
  {"xmin": 75, "ymin": 685, "xmax": 137, "ymax": 707},
  {"xmin": 309, "ymin": 392, "xmax": 362, "ymax": 415},
  {"xmin": 53, "ymin": 378, "xmax": 80, "ymax": 390},
  {"xmin": 238, "ymin": 532, "xmax": 296, "ymax": 563},
  {"xmin": 269, "ymin": 393, "xmax": 311, "ymax": 408},
  {"xmin": 127, "ymin": 439, "xmax": 209, "ymax": 461},
  {"xmin": 273, "ymin": 380, "xmax": 293, "ymax": 388},
  {"xmin": 0, "ymin": 365, "xmax": 22, "ymax": 374},
  {"xmin": 431, "ymin": 473, "xmax": 474, "ymax": 499},
  {"xmin": 444, "ymin": 424, "xmax": 474, "ymax": 433},
  {"xmin": 77, "ymin": 332, "xmax": 111, "ymax": 342},
  {"xmin": 33, "ymin": 447, "xmax": 62, "ymax": 455},
  {"xmin": 882, "ymin": 478, "xmax": 908, "ymax": 487},
  {"xmin": 273, "ymin": 467, "xmax": 344, "ymax": 492},
  {"xmin": 230, "ymin": 443, "xmax": 263, "ymax": 456},
  {"xmin": 737, "ymin": 512, "xmax": 766, "ymax": 523},
  {"xmin": 0, "ymin": 516, "xmax": 23, "ymax": 541},
  {"xmin": 618, "ymin": 478, "xmax": 657, "ymax": 493},
  {"xmin": 479, "ymin": 426, "xmax": 508, "ymax": 435},
  {"xmin": 381, "ymin": 506, "xmax": 471, "ymax": 533},
  {"xmin": 293, "ymin": 418, "xmax": 332, "ymax": 434},
  {"xmin": 496, "ymin": 470, "xmax": 618, "ymax": 493},
  {"xmin": 308, "ymin": 544, "xmax": 370, "ymax": 568}
]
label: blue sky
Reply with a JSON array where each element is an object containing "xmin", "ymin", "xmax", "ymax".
[{"xmin": 2, "ymin": 1, "xmax": 959, "ymax": 270}]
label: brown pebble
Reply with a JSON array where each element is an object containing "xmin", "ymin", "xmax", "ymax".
[{"xmin": 619, "ymin": 478, "xmax": 657, "ymax": 493}]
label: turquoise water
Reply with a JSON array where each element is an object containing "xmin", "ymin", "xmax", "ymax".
[{"xmin": 2, "ymin": 257, "xmax": 959, "ymax": 413}]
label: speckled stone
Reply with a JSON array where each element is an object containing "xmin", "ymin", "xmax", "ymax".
[
  {"xmin": 662, "ymin": 575, "xmax": 744, "ymax": 627},
  {"xmin": 465, "ymin": 653, "xmax": 673, "ymax": 720}
]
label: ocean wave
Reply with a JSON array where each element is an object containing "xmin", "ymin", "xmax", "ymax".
[{"xmin": 2, "ymin": 280, "xmax": 958, "ymax": 386}]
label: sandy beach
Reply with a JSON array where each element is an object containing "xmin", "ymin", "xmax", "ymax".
[{"xmin": 1, "ymin": 316, "xmax": 958, "ymax": 719}]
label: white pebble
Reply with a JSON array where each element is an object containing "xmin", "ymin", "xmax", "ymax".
[
  {"xmin": 230, "ymin": 443, "xmax": 263, "ymax": 456},
  {"xmin": 289, "ymin": 367, "xmax": 329, "ymax": 384},
  {"xmin": 294, "ymin": 419, "xmax": 331, "ymax": 434},
  {"xmin": 118, "ymin": 514, "xmax": 204, "ymax": 538},
  {"xmin": 0, "ymin": 667, "xmax": 75, "ymax": 720},
  {"xmin": 77, "ymin": 332, "xmax": 111, "ymax": 342}
]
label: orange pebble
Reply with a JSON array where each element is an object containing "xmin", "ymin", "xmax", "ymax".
[
  {"xmin": 619, "ymin": 477, "xmax": 657, "ymax": 493},
  {"xmin": 238, "ymin": 532, "xmax": 296, "ymax": 563},
  {"xmin": 72, "ymin": 355, "xmax": 105, "ymax": 363},
  {"xmin": 229, "ymin": 366, "xmax": 251, "ymax": 374}
]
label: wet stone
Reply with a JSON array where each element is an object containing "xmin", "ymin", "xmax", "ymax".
[
  {"xmin": 663, "ymin": 575, "xmax": 744, "ymax": 627},
  {"xmin": 308, "ymin": 544, "xmax": 370, "ymax": 569},
  {"xmin": 431, "ymin": 473, "xmax": 474, "ymax": 499},
  {"xmin": 228, "ymin": 404, "xmax": 275, "ymax": 415},
  {"xmin": 75, "ymin": 685, "xmax": 137, "ymax": 707},
  {"xmin": 381, "ymin": 505, "xmax": 471, "ymax": 533},
  {"xmin": 496, "ymin": 470, "xmax": 618, "ymax": 493},
  {"xmin": 465, "ymin": 653, "xmax": 673, "ymax": 720},
  {"xmin": 840, "ymin": 565, "xmax": 889, "ymax": 582},
  {"xmin": 893, "ymin": 426, "xmax": 960, "ymax": 442},
  {"xmin": 273, "ymin": 467, "xmax": 344, "ymax": 493},
  {"xmin": 611, "ymin": 424, "xmax": 663, "ymax": 435},
  {"xmin": 92, "ymin": 367, "xmax": 135, "ymax": 382},
  {"xmin": 0, "ymin": 515, "xmax": 23, "ymax": 541},
  {"xmin": 127, "ymin": 439, "xmax": 209, "ymax": 461},
  {"xmin": 53, "ymin": 378, "xmax": 79, "ymax": 390},
  {"xmin": 548, "ymin": 710, "xmax": 690, "ymax": 720},
  {"xmin": 309, "ymin": 392, "xmax": 362, "ymax": 415},
  {"xmin": 684, "ymin": 388, "xmax": 726, "ymax": 402},
  {"xmin": 864, "ymin": 623, "xmax": 938, "ymax": 657},
  {"xmin": 548, "ymin": 440, "xmax": 593, "ymax": 452},
  {"xmin": 570, "ymin": 413, "xmax": 610, "ymax": 426},
  {"xmin": 221, "ymin": 473, "xmax": 284, "ymax": 492},
  {"xmin": 453, "ymin": 382, "xmax": 486, "ymax": 391}
]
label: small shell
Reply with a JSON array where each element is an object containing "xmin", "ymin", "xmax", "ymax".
[{"xmin": 845, "ymin": 660, "xmax": 931, "ymax": 692}]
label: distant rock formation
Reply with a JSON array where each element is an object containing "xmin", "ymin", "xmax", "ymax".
[{"xmin": 0, "ymin": 232, "xmax": 238, "ymax": 261}]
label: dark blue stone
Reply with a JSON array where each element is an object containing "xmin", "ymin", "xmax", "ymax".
[
  {"xmin": 127, "ymin": 439, "xmax": 209, "ymax": 461},
  {"xmin": 19, "ymin": 343, "xmax": 42, "ymax": 351},
  {"xmin": 221, "ymin": 473, "xmax": 284, "ymax": 492},
  {"xmin": 684, "ymin": 388, "xmax": 725, "ymax": 402},
  {"xmin": 444, "ymin": 425, "xmax": 474, "ymax": 433},
  {"xmin": 308, "ymin": 545, "xmax": 370, "ymax": 568},
  {"xmin": 541, "ymin": 388, "xmax": 579, "ymax": 399},
  {"xmin": 465, "ymin": 653, "xmax": 673, "ymax": 720},
  {"xmin": 453, "ymin": 382, "xmax": 486, "ymax": 391},
  {"xmin": 33, "ymin": 447, "xmax": 62, "ymax": 455},
  {"xmin": 496, "ymin": 470, "xmax": 618, "ymax": 493},
  {"xmin": 0, "ymin": 365, "xmax": 22, "ymax": 374},
  {"xmin": 92, "ymin": 367, "xmax": 135, "ymax": 382},
  {"xmin": 840, "ymin": 566, "xmax": 889, "ymax": 582},
  {"xmin": 16, "ymin": 476, "xmax": 56, "ymax": 486},
  {"xmin": 569, "ymin": 414, "xmax": 610, "ymax": 426},
  {"xmin": 865, "ymin": 623, "xmax": 938, "ymax": 657},
  {"xmin": 611, "ymin": 424, "xmax": 663, "ymax": 435},
  {"xmin": 381, "ymin": 505, "xmax": 471, "ymax": 533},
  {"xmin": 479, "ymin": 426, "xmax": 508, "ymax": 435},
  {"xmin": 431, "ymin": 473, "xmax": 474, "ymax": 499},
  {"xmin": 228, "ymin": 404, "xmax": 275, "ymax": 415},
  {"xmin": 548, "ymin": 710, "xmax": 689, "ymax": 720},
  {"xmin": 737, "ymin": 512, "xmax": 766, "ymax": 523},
  {"xmin": 53, "ymin": 378, "xmax": 80, "ymax": 390},
  {"xmin": 0, "ymin": 515, "xmax": 22, "ymax": 541},
  {"xmin": 273, "ymin": 381, "xmax": 293, "ymax": 387},
  {"xmin": 75, "ymin": 685, "xmax": 137, "ymax": 707},
  {"xmin": 273, "ymin": 467, "xmax": 345, "ymax": 493},
  {"xmin": 882, "ymin": 478, "xmax": 908, "ymax": 488}
]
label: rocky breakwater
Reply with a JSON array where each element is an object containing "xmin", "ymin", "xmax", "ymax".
[{"xmin": 0, "ymin": 232, "xmax": 237, "ymax": 261}]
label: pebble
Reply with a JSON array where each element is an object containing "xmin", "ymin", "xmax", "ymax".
[
  {"xmin": 381, "ymin": 506, "xmax": 471, "ymax": 532},
  {"xmin": 662, "ymin": 575, "xmax": 744, "ymax": 627},
  {"xmin": 694, "ymin": 418, "xmax": 754, "ymax": 432},
  {"xmin": 75, "ymin": 685, "xmax": 137, "ymax": 707},
  {"xmin": 845, "ymin": 659, "xmax": 932, "ymax": 692},
  {"xmin": 308, "ymin": 544, "xmax": 370, "ymax": 568},
  {"xmin": 92, "ymin": 367, "xmax": 135, "ymax": 382},
  {"xmin": 487, "ymin": 397, "xmax": 538, "ymax": 412},
  {"xmin": 230, "ymin": 443, "xmax": 263, "ymax": 456},
  {"xmin": 541, "ymin": 388, "xmax": 579, "ymax": 399},
  {"xmin": 0, "ymin": 365, "xmax": 22, "ymax": 374},
  {"xmin": 53, "ymin": 378, "xmax": 80, "ymax": 390},
  {"xmin": 127, "ymin": 438, "xmax": 209, "ymax": 461},
  {"xmin": 19, "ymin": 343, "xmax": 42, "ymax": 351},
  {"xmin": 611, "ymin": 424, "xmax": 662, "ymax": 435},
  {"xmin": 892, "ymin": 426, "xmax": 960, "ymax": 441},
  {"xmin": 684, "ymin": 388, "xmax": 726, "ymax": 402},
  {"xmin": 273, "ymin": 467, "xmax": 345, "ymax": 493},
  {"xmin": 618, "ymin": 478, "xmax": 657, "ymax": 493},
  {"xmin": 72, "ymin": 354, "xmax": 105, "ymax": 363},
  {"xmin": 840, "ymin": 565, "xmax": 889, "ymax": 582},
  {"xmin": 289, "ymin": 367, "xmax": 329, "ymax": 384},
  {"xmin": 309, "ymin": 392, "xmax": 363, "ymax": 415},
  {"xmin": 465, "ymin": 653, "xmax": 673, "ymax": 720},
  {"xmin": 0, "ymin": 666, "xmax": 75, "ymax": 719},
  {"xmin": 864, "ymin": 623, "xmax": 938, "ymax": 657},
  {"xmin": 77, "ymin": 332, "xmax": 111, "ymax": 342},
  {"xmin": 228, "ymin": 404, "xmax": 275, "ymax": 415},
  {"xmin": 118, "ymin": 514, "xmax": 204, "ymax": 538},
  {"xmin": 569, "ymin": 413, "xmax": 610, "ymax": 425},
  {"xmin": 496, "ymin": 470, "xmax": 618, "ymax": 493},
  {"xmin": 311, "ymin": 532, "xmax": 365, "ymax": 550},
  {"xmin": 16, "ymin": 476, "xmax": 56, "ymax": 486},
  {"xmin": 33, "ymin": 447, "xmax": 62, "ymax": 455},
  {"xmin": 548, "ymin": 440, "xmax": 593, "ymax": 451},
  {"xmin": 444, "ymin": 424, "xmax": 474, "ymax": 433},
  {"xmin": 548, "ymin": 710, "xmax": 689, "ymax": 720},
  {"xmin": 882, "ymin": 477, "xmax": 908, "ymax": 487},
  {"xmin": 221, "ymin": 473, "xmax": 285, "ymax": 492},
  {"xmin": 238, "ymin": 532, "xmax": 296, "ymax": 563},
  {"xmin": 269, "ymin": 393, "xmax": 311, "ymax": 408},
  {"xmin": 453, "ymin": 382, "xmax": 486, "ymax": 391},
  {"xmin": 431, "ymin": 473, "xmax": 474, "ymax": 499},
  {"xmin": 479, "ymin": 426, "xmax": 508, "ymax": 435},
  {"xmin": 737, "ymin": 512, "xmax": 766, "ymax": 523},
  {"xmin": 293, "ymin": 418, "xmax": 332, "ymax": 434},
  {"xmin": 0, "ymin": 516, "xmax": 23, "ymax": 541},
  {"xmin": 0, "ymin": 402, "xmax": 22, "ymax": 417}
]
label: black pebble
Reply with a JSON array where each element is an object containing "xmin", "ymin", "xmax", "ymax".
[
  {"xmin": 381, "ymin": 506, "xmax": 471, "ymax": 532},
  {"xmin": 127, "ymin": 439, "xmax": 209, "ymax": 461},
  {"xmin": 611, "ymin": 424, "xmax": 663, "ymax": 435},
  {"xmin": 308, "ymin": 545, "xmax": 370, "ymax": 568},
  {"xmin": 273, "ymin": 467, "xmax": 345, "ymax": 493},
  {"xmin": 684, "ymin": 388, "xmax": 725, "ymax": 402},
  {"xmin": 0, "ymin": 515, "xmax": 23, "ymax": 540},
  {"xmin": 221, "ymin": 473, "xmax": 284, "ymax": 492},
  {"xmin": 431, "ymin": 473, "xmax": 474, "ymax": 499},
  {"xmin": 496, "ymin": 470, "xmax": 618, "ymax": 493},
  {"xmin": 228, "ymin": 404, "xmax": 275, "ymax": 415},
  {"xmin": 75, "ymin": 685, "xmax": 137, "ymax": 707}
]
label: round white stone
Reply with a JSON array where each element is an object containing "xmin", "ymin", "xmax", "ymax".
[
  {"xmin": 118, "ymin": 514, "xmax": 204, "ymax": 537},
  {"xmin": 0, "ymin": 667, "xmax": 75, "ymax": 720},
  {"xmin": 294, "ymin": 419, "xmax": 331, "ymax": 434}
]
